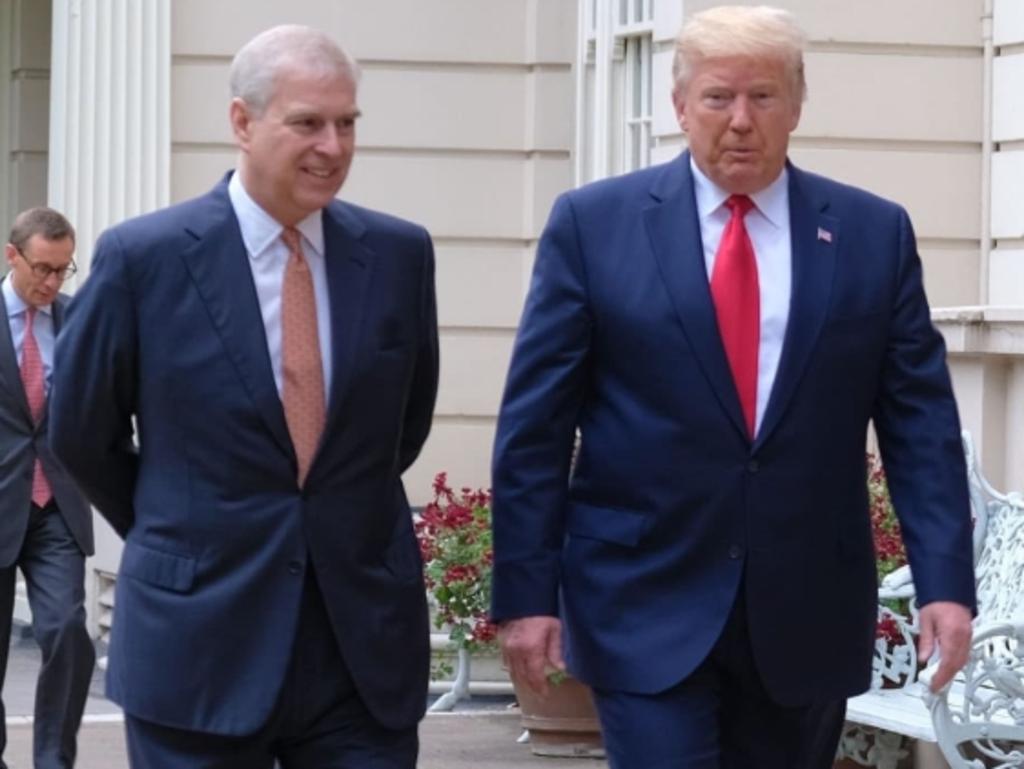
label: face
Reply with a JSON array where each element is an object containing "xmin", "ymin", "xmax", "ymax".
[
  {"xmin": 231, "ymin": 66, "xmax": 360, "ymax": 226},
  {"xmin": 674, "ymin": 55, "xmax": 801, "ymax": 195},
  {"xmin": 4, "ymin": 234, "xmax": 75, "ymax": 308}
]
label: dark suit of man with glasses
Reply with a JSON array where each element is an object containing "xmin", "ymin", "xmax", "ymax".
[{"xmin": 0, "ymin": 207, "xmax": 95, "ymax": 769}]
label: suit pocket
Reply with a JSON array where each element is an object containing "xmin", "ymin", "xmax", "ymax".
[
  {"xmin": 566, "ymin": 501, "xmax": 653, "ymax": 547},
  {"xmin": 120, "ymin": 541, "xmax": 197, "ymax": 593}
]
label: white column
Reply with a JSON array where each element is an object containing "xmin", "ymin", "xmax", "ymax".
[{"xmin": 47, "ymin": 0, "xmax": 170, "ymax": 286}]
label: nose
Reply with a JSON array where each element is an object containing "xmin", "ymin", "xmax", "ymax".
[
  {"xmin": 315, "ymin": 125, "xmax": 345, "ymax": 158},
  {"xmin": 728, "ymin": 96, "xmax": 753, "ymax": 132},
  {"xmin": 43, "ymin": 270, "xmax": 64, "ymax": 289}
]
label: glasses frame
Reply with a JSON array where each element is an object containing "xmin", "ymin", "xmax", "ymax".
[{"xmin": 13, "ymin": 246, "xmax": 78, "ymax": 281}]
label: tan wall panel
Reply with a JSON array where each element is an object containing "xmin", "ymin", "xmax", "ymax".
[
  {"xmin": 993, "ymin": 53, "xmax": 1024, "ymax": 143},
  {"xmin": 172, "ymin": 61, "xmax": 535, "ymax": 151},
  {"xmin": 684, "ymin": 0, "xmax": 982, "ymax": 48},
  {"xmin": 988, "ymin": 249, "xmax": 1024, "ymax": 305},
  {"xmin": 403, "ymin": 422, "xmax": 496, "ymax": 505},
  {"xmin": 526, "ymin": 155, "xmax": 574, "ymax": 239},
  {"xmin": 11, "ymin": 0, "xmax": 50, "ymax": 71},
  {"xmin": 10, "ymin": 77, "xmax": 49, "ymax": 153},
  {"xmin": 992, "ymin": 150, "xmax": 1024, "ymax": 240},
  {"xmin": 789, "ymin": 148, "xmax": 980, "ymax": 241},
  {"xmin": 436, "ymin": 332, "xmax": 515, "ymax": 417},
  {"xmin": 528, "ymin": 68, "xmax": 575, "ymax": 151},
  {"xmin": 172, "ymin": 149, "xmax": 529, "ymax": 240},
  {"xmin": 436, "ymin": 243, "xmax": 528, "ymax": 328},
  {"xmin": 172, "ymin": 0, "xmax": 529, "ymax": 63},
  {"xmin": 9, "ymin": 155, "xmax": 47, "ymax": 212},
  {"xmin": 920, "ymin": 248, "xmax": 980, "ymax": 308},
  {"xmin": 800, "ymin": 53, "xmax": 981, "ymax": 143},
  {"xmin": 527, "ymin": 0, "xmax": 577, "ymax": 62}
]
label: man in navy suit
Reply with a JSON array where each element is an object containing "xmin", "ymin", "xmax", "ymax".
[
  {"xmin": 491, "ymin": 6, "xmax": 975, "ymax": 768},
  {"xmin": 50, "ymin": 24, "xmax": 438, "ymax": 769}
]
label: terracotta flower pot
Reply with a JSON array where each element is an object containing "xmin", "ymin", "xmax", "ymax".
[{"xmin": 512, "ymin": 674, "xmax": 605, "ymax": 758}]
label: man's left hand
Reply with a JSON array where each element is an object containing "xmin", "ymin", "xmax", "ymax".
[{"xmin": 917, "ymin": 601, "xmax": 973, "ymax": 691}]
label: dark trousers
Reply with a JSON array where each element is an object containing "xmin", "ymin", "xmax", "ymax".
[
  {"xmin": 0, "ymin": 502, "xmax": 95, "ymax": 769},
  {"xmin": 592, "ymin": 589, "xmax": 846, "ymax": 769},
  {"xmin": 125, "ymin": 569, "xmax": 418, "ymax": 769}
]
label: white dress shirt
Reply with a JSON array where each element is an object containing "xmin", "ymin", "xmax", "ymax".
[
  {"xmin": 3, "ymin": 277, "xmax": 56, "ymax": 394},
  {"xmin": 228, "ymin": 171, "xmax": 333, "ymax": 398},
  {"xmin": 690, "ymin": 158, "xmax": 792, "ymax": 434}
]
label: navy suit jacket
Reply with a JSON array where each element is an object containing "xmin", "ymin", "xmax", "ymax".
[
  {"xmin": 491, "ymin": 153, "xmax": 976, "ymax": 705},
  {"xmin": 49, "ymin": 176, "xmax": 439, "ymax": 735}
]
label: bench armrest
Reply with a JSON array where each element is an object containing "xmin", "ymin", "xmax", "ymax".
[
  {"xmin": 878, "ymin": 564, "xmax": 917, "ymax": 602},
  {"xmin": 924, "ymin": 621, "xmax": 1024, "ymax": 768}
]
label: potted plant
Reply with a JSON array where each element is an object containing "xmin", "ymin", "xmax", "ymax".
[{"xmin": 415, "ymin": 473, "xmax": 499, "ymax": 710}]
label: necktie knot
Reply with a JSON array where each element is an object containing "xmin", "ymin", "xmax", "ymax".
[
  {"xmin": 725, "ymin": 194, "xmax": 754, "ymax": 218},
  {"xmin": 281, "ymin": 227, "xmax": 303, "ymax": 258}
]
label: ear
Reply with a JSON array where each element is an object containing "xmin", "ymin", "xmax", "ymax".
[
  {"xmin": 788, "ymin": 101, "xmax": 802, "ymax": 133},
  {"xmin": 673, "ymin": 89, "xmax": 688, "ymax": 134},
  {"xmin": 4, "ymin": 243, "xmax": 17, "ymax": 270},
  {"xmin": 229, "ymin": 98, "xmax": 254, "ymax": 148}
]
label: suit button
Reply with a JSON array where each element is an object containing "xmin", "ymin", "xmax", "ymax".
[
  {"xmin": 728, "ymin": 545, "xmax": 743, "ymax": 560},
  {"xmin": 747, "ymin": 459, "xmax": 759, "ymax": 473},
  {"xmin": 287, "ymin": 561, "xmax": 303, "ymax": 576}
]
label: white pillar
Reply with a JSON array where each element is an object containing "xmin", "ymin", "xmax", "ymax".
[{"xmin": 47, "ymin": 0, "xmax": 170, "ymax": 286}]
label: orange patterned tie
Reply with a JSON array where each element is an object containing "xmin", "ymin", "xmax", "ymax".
[
  {"xmin": 21, "ymin": 307, "xmax": 52, "ymax": 506},
  {"xmin": 280, "ymin": 227, "xmax": 326, "ymax": 485}
]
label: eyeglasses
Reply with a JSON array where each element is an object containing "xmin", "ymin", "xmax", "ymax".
[{"xmin": 14, "ymin": 247, "xmax": 77, "ymax": 281}]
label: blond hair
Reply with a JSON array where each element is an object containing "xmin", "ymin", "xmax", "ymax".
[{"xmin": 672, "ymin": 5, "xmax": 807, "ymax": 101}]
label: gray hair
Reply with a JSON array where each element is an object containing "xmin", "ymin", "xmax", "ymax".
[
  {"xmin": 8, "ymin": 206, "xmax": 75, "ymax": 252},
  {"xmin": 672, "ymin": 5, "xmax": 807, "ymax": 102},
  {"xmin": 229, "ymin": 24, "xmax": 361, "ymax": 116}
]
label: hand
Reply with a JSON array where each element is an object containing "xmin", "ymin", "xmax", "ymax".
[
  {"xmin": 918, "ymin": 601, "xmax": 973, "ymax": 692},
  {"xmin": 499, "ymin": 616, "xmax": 565, "ymax": 697}
]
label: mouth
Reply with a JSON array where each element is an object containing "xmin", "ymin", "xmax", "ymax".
[{"xmin": 303, "ymin": 167, "xmax": 337, "ymax": 180}]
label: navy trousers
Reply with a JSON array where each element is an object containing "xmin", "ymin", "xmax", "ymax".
[
  {"xmin": 125, "ymin": 569, "xmax": 418, "ymax": 769},
  {"xmin": 592, "ymin": 589, "xmax": 846, "ymax": 769}
]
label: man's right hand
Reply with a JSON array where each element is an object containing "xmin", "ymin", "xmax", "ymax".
[{"xmin": 499, "ymin": 616, "xmax": 565, "ymax": 696}]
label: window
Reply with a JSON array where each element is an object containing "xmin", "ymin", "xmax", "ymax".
[{"xmin": 577, "ymin": 0, "xmax": 653, "ymax": 184}]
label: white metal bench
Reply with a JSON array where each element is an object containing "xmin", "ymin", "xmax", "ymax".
[{"xmin": 839, "ymin": 432, "xmax": 1024, "ymax": 768}]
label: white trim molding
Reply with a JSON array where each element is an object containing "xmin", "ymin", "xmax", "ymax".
[{"xmin": 48, "ymin": 0, "xmax": 170, "ymax": 286}]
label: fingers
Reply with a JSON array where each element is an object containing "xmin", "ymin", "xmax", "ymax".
[
  {"xmin": 917, "ymin": 601, "xmax": 973, "ymax": 693},
  {"xmin": 499, "ymin": 616, "xmax": 564, "ymax": 697}
]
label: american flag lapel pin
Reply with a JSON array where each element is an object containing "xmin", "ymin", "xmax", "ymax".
[{"xmin": 817, "ymin": 227, "xmax": 833, "ymax": 244}]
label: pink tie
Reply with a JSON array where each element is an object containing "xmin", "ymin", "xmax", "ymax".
[
  {"xmin": 280, "ymin": 227, "xmax": 326, "ymax": 485},
  {"xmin": 710, "ymin": 195, "xmax": 760, "ymax": 439},
  {"xmin": 21, "ymin": 307, "xmax": 52, "ymax": 506}
]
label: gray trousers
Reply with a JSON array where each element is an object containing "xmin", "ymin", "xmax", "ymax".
[{"xmin": 0, "ymin": 502, "xmax": 95, "ymax": 769}]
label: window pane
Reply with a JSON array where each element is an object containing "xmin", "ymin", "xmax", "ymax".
[{"xmin": 619, "ymin": 0, "xmax": 628, "ymax": 25}]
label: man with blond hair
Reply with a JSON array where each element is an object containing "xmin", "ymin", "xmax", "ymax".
[
  {"xmin": 51, "ymin": 24, "xmax": 437, "ymax": 769},
  {"xmin": 491, "ymin": 6, "xmax": 974, "ymax": 767}
]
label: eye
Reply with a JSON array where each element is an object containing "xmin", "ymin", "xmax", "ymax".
[{"xmin": 702, "ymin": 91, "xmax": 731, "ymax": 108}]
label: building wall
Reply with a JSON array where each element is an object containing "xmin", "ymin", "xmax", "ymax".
[
  {"xmin": 650, "ymin": 0, "xmax": 984, "ymax": 309},
  {"xmin": 169, "ymin": 0, "xmax": 577, "ymax": 502},
  {"xmin": 0, "ymin": 0, "xmax": 51, "ymax": 238}
]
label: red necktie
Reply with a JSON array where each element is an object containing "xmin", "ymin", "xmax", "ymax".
[
  {"xmin": 711, "ymin": 195, "xmax": 760, "ymax": 439},
  {"xmin": 20, "ymin": 307, "xmax": 52, "ymax": 506},
  {"xmin": 280, "ymin": 227, "xmax": 326, "ymax": 486}
]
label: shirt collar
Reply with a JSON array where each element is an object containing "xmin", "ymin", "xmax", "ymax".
[
  {"xmin": 689, "ymin": 156, "xmax": 789, "ymax": 229},
  {"xmin": 2, "ymin": 276, "xmax": 53, "ymax": 318},
  {"xmin": 228, "ymin": 171, "xmax": 325, "ymax": 260}
]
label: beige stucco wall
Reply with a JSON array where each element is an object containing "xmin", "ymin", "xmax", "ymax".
[
  {"xmin": 0, "ymin": 0, "xmax": 51, "ymax": 237},
  {"xmin": 169, "ymin": 0, "xmax": 577, "ymax": 502}
]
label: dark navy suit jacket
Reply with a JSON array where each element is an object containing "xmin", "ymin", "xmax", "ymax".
[
  {"xmin": 491, "ymin": 153, "xmax": 975, "ymax": 705},
  {"xmin": 49, "ymin": 176, "xmax": 439, "ymax": 735}
]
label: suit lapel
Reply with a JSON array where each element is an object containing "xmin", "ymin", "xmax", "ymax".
[
  {"xmin": 755, "ymin": 166, "xmax": 838, "ymax": 449},
  {"xmin": 320, "ymin": 203, "xmax": 374, "ymax": 439},
  {"xmin": 0, "ymin": 282, "xmax": 33, "ymax": 421},
  {"xmin": 645, "ymin": 153, "xmax": 749, "ymax": 439},
  {"xmin": 177, "ymin": 183, "xmax": 293, "ymax": 460}
]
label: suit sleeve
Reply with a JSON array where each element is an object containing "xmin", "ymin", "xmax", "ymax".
[
  {"xmin": 398, "ymin": 227, "xmax": 439, "ymax": 473},
  {"xmin": 872, "ymin": 208, "xmax": 976, "ymax": 612},
  {"xmin": 490, "ymin": 193, "xmax": 592, "ymax": 622},
  {"xmin": 49, "ymin": 227, "xmax": 139, "ymax": 538}
]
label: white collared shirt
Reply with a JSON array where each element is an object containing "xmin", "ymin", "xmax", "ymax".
[
  {"xmin": 3, "ymin": 277, "xmax": 56, "ymax": 394},
  {"xmin": 690, "ymin": 158, "xmax": 792, "ymax": 434},
  {"xmin": 228, "ymin": 171, "xmax": 333, "ymax": 398}
]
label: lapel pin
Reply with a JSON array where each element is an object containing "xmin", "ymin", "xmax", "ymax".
[{"xmin": 817, "ymin": 227, "xmax": 833, "ymax": 243}]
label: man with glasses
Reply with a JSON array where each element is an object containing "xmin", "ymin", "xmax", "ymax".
[{"xmin": 0, "ymin": 206, "xmax": 94, "ymax": 769}]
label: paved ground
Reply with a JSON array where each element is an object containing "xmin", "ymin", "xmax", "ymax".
[{"xmin": 2, "ymin": 634, "xmax": 609, "ymax": 769}]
